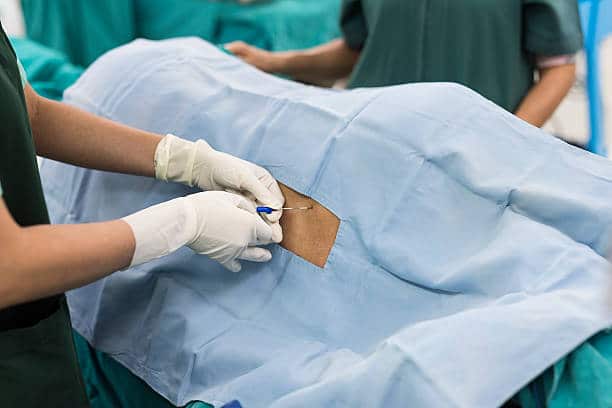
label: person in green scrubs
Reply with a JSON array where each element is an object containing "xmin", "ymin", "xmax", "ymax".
[
  {"xmin": 227, "ymin": 0, "xmax": 583, "ymax": 128},
  {"xmin": 20, "ymin": 0, "xmax": 341, "ymax": 67},
  {"xmin": 0, "ymin": 21, "xmax": 284, "ymax": 407}
]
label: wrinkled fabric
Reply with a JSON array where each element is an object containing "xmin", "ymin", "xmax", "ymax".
[{"xmin": 39, "ymin": 38, "xmax": 612, "ymax": 408}]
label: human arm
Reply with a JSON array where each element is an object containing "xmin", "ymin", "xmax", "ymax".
[
  {"xmin": 518, "ymin": 0, "xmax": 583, "ymax": 127},
  {"xmin": 225, "ymin": 0, "xmax": 366, "ymax": 85},
  {"xmin": 514, "ymin": 63, "xmax": 576, "ymax": 127},
  {"xmin": 24, "ymin": 84, "xmax": 284, "ymax": 227},
  {"xmin": 25, "ymin": 84, "xmax": 160, "ymax": 177},
  {"xmin": 0, "ymin": 197, "xmax": 135, "ymax": 310},
  {"xmin": 0, "ymin": 190, "xmax": 277, "ymax": 310},
  {"xmin": 0, "ymin": 66, "xmax": 287, "ymax": 310},
  {"xmin": 226, "ymin": 39, "xmax": 360, "ymax": 85}
]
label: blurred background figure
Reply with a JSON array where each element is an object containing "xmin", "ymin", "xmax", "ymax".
[
  {"xmin": 4, "ymin": 0, "xmax": 342, "ymax": 101},
  {"xmin": 228, "ymin": 0, "xmax": 584, "ymax": 128},
  {"xmin": 18, "ymin": 0, "xmax": 341, "ymax": 67},
  {"xmin": 1, "ymin": 0, "xmax": 610, "ymax": 146}
]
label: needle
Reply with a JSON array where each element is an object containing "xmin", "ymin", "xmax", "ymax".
[{"xmin": 256, "ymin": 206, "xmax": 313, "ymax": 214}]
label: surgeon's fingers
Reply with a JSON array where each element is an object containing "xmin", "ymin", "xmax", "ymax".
[
  {"xmin": 224, "ymin": 260, "xmax": 242, "ymax": 273},
  {"xmin": 239, "ymin": 247, "xmax": 273, "ymax": 263},
  {"xmin": 232, "ymin": 193, "xmax": 258, "ymax": 214},
  {"xmin": 231, "ymin": 196, "xmax": 273, "ymax": 243},
  {"xmin": 252, "ymin": 215, "xmax": 274, "ymax": 245},
  {"xmin": 240, "ymin": 186, "xmax": 282, "ymax": 224},
  {"xmin": 269, "ymin": 222, "xmax": 283, "ymax": 244},
  {"xmin": 227, "ymin": 192, "xmax": 282, "ymax": 243},
  {"xmin": 256, "ymin": 169, "xmax": 285, "ymax": 223},
  {"xmin": 240, "ymin": 173, "xmax": 283, "ymax": 216},
  {"xmin": 261, "ymin": 182, "xmax": 284, "ymax": 223}
]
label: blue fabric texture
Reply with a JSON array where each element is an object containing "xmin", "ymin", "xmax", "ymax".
[{"xmin": 39, "ymin": 39, "xmax": 612, "ymax": 408}]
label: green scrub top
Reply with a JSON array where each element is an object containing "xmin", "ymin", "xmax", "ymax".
[
  {"xmin": 0, "ymin": 24, "xmax": 89, "ymax": 407},
  {"xmin": 340, "ymin": 0, "xmax": 583, "ymax": 112}
]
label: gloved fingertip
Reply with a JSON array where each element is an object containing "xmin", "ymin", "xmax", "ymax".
[
  {"xmin": 258, "ymin": 250, "xmax": 273, "ymax": 262},
  {"xmin": 227, "ymin": 261, "xmax": 242, "ymax": 273},
  {"xmin": 271, "ymin": 197, "xmax": 285, "ymax": 210},
  {"xmin": 234, "ymin": 195, "xmax": 257, "ymax": 214},
  {"xmin": 271, "ymin": 223, "xmax": 283, "ymax": 243},
  {"xmin": 264, "ymin": 211, "xmax": 282, "ymax": 223},
  {"xmin": 239, "ymin": 247, "xmax": 273, "ymax": 263},
  {"xmin": 224, "ymin": 188, "xmax": 242, "ymax": 196},
  {"xmin": 254, "ymin": 216, "xmax": 274, "ymax": 244}
]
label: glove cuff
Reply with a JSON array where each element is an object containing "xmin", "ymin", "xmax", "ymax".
[
  {"xmin": 122, "ymin": 197, "xmax": 198, "ymax": 267},
  {"xmin": 155, "ymin": 134, "xmax": 212, "ymax": 187}
]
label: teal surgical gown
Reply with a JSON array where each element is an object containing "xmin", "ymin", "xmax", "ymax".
[
  {"xmin": 21, "ymin": 0, "xmax": 136, "ymax": 67},
  {"xmin": 21, "ymin": 0, "xmax": 340, "ymax": 67}
]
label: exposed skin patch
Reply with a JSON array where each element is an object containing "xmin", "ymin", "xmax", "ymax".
[{"xmin": 278, "ymin": 184, "xmax": 340, "ymax": 268}]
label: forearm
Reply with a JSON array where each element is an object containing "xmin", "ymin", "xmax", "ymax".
[
  {"xmin": 515, "ymin": 64, "xmax": 576, "ymax": 128},
  {"xmin": 0, "ymin": 220, "xmax": 134, "ymax": 310},
  {"xmin": 29, "ymin": 88, "xmax": 161, "ymax": 177},
  {"xmin": 276, "ymin": 39, "xmax": 360, "ymax": 84}
]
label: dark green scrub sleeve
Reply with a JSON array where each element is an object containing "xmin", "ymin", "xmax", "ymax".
[
  {"xmin": 340, "ymin": 0, "xmax": 368, "ymax": 50},
  {"xmin": 522, "ymin": 0, "xmax": 583, "ymax": 56}
]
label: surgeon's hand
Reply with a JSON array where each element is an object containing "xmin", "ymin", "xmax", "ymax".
[
  {"xmin": 225, "ymin": 41, "xmax": 281, "ymax": 73},
  {"xmin": 123, "ymin": 191, "xmax": 278, "ymax": 272},
  {"xmin": 154, "ymin": 134, "xmax": 284, "ymax": 238}
]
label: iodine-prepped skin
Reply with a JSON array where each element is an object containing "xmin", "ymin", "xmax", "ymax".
[{"xmin": 278, "ymin": 184, "xmax": 339, "ymax": 268}]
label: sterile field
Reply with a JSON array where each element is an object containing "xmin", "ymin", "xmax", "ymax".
[{"xmin": 1, "ymin": 1, "xmax": 612, "ymax": 407}]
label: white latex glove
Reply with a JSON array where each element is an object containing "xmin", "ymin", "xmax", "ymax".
[
  {"xmin": 122, "ymin": 191, "xmax": 278, "ymax": 272},
  {"xmin": 154, "ymin": 134, "xmax": 285, "ymax": 233}
]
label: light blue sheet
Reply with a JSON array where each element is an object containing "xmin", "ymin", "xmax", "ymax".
[{"xmin": 40, "ymin": 38, "xmax": 612, "ymax": 408}]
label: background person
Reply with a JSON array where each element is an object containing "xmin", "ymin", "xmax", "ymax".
[{"xmin": 228, "ymin": 0, "xmax": 584, "ymax": 127}]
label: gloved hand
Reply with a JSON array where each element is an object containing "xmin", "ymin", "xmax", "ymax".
[
  {"xmin": 122, "ymin": 191, "xmax": 278, "ymax": 272},
  {"xmin": 154, "ymin": 134, "xmax": 284, "ymax": 240}
]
